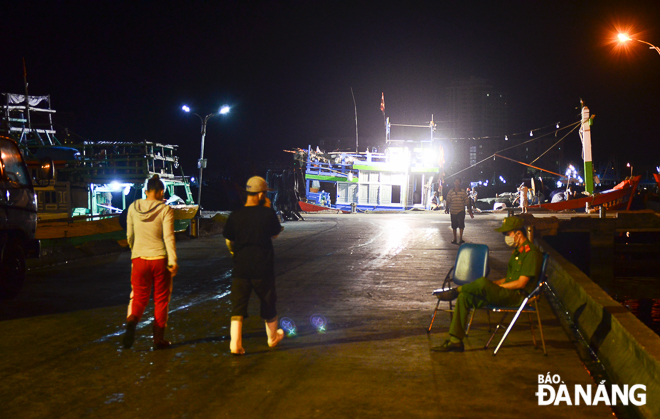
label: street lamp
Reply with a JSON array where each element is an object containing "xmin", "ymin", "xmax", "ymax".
[
  {"xmin": 617, "ymin": 33, "xmax": 660, "ymax": 56},
  {"xmin": 181, "ymin": 104, "xmax": 231, "ymax": 209},
  {"xmin": 627, "ymin": 162, "xmax": 633, "ymax": 178}
]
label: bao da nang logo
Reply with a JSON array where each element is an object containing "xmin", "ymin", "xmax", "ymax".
[{"xmin": 536, "ymin": 373, "xmax": 646, "ymax": 406}]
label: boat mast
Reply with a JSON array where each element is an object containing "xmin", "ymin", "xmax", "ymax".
[
  {"xmin": 351, "ymin": 87, "xmax": 358, "ymax": 153},
  {"xmin": 22, "ymin": 58, "xmax": 33, "ymax": 142},
  {"xmin": 581, "ymin": 102, "xmax": 594, "ymax": 194}
]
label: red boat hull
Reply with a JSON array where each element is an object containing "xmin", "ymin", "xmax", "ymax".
[
  {"xmin": 530, "ymin": 176, "xmax": 640, "ymax": 212},
  {"xmin": 298, "ymin": 201, "xmax": 350, "ymax": 214}
]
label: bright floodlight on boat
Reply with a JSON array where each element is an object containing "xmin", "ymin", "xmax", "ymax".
[
  {"xmin": 219, "ymin": 105, "xmax": 230, "ymax": 115},
  {"xmin": 182, "ymin": 105, "xmax": 191, "ymax": 113},
  {"xmin": 422, "ymin": 149, "xmax": 437, "ymax": 166}
]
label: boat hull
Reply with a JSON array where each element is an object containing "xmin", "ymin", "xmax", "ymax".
[
  {"xmin": 171, "ymin": 204, "xmax": 199, "ymax": 232},
  {"xmin": 37, "ymin": 216, "xmax": 126, "ymax": 247},
  {"xmin": 299, "ymin": 201, "xmax": 350, "ymax": 214},
  {"xmin": 36, "ymin": 205, "xmax": 199, "ymax": 247},
  {"xmin": 530, "ymin": 176, "xmax": 640, "ymax": 212}
]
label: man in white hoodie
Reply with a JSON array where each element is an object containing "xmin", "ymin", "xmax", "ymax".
[{"xmin": 123, "ymin": 175, "xmax": 178, "ymax": 350}]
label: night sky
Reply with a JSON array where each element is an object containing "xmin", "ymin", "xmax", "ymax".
[{"xmin": 3, "ymin": 1, "xmax": 660, "ymax": 180}]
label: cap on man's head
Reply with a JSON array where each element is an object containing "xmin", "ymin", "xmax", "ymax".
[
  {"xmin": 246, "ymin": 176, "xmax": 272, "ymax": 193},
  {"xmin": 494, "ymin": 216, "xmax": 525, "ymax": 233}
]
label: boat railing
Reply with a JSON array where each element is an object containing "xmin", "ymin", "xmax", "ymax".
[
  {"xmin": 57, "ymin": 158, "xmax": 151, "ymax": 183},
  {"xmin": 305, "ymin": 160, "xmax": 358, "ymax": 179},
  {"xmin": 305, "ymin": 149, "xmax": 390, "ymax": 178},
  {"xmin": 38, "ymin": 213, "xmax": 121, "ymax": 224},
  {"xmin": 33, "ymin": 148, "xmax": 188, "ymax": 184}
]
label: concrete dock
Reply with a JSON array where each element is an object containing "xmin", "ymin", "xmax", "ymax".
[{"xmin": 0, "ymin": 213, "xmax": 629, "ymax": 418}]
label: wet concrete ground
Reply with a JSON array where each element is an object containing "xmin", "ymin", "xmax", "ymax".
[{"xmin": 1, "ymin": 213, "xmax": 614, "ymax": 418}]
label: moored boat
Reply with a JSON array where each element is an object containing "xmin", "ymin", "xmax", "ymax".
[
  {"xmin": 2, "ymin": 92, "xmax": 198, "ymax": 248},
  {"xmin": 530, "ymin": 176, "xmax": 640, "ymax": 212}
]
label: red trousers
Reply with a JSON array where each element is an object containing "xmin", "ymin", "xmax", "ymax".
[{"xmin": 127, "ymin": 258, "xmax": 172, "ymax": 328}]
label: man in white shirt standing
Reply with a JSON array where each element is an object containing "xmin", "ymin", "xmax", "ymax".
[
  {"xmin": 518, "ymin": 183, "xmax": 529, "ymax": 214},
  {"xmin": 445, "ymin": 178, "xmax": 473, "ymax": 244}
]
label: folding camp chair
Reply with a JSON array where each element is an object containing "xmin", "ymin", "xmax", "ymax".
[
  {"xmin": 428, "ymin": 243, "xmax": 489, "ymax": 333},
  {"xmin": 484, "ymin": 253, "xmax": 550, "ymax": 356}
]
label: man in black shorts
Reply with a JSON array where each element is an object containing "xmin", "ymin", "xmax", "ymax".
[
  {"xmin": 445, "ymin": 178, "xmax": 473, "ymax": 244},
  {"xmin": 222, "ymin": 176, "xmax": 284, "ymax": 355}
]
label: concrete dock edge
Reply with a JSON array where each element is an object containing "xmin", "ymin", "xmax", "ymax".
[{"xmin": 537, "ymin": 237, "xmax": 660, "ymax": 419}]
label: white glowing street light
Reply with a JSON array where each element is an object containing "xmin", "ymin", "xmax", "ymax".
[
  {"xmin": 181, "ymin": 104, "xmax": 231, "ymax": 209},
  {"xmin": 627, "ymin": 162, "xmax": 633, "ymax": 178},
  {"xmin": 617, "ymin": 33, "xmax": 660, "ymax": 56}
]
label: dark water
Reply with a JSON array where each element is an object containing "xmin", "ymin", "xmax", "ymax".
[{"xmin": 544, "ymin": 232, "xmax": 660, "ymax": 337}]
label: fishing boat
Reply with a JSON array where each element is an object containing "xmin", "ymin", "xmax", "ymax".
[
  {"xmin": 296, "ymin": 117, "xmax": 442, "ymax": 212},
  {"xmin": 1, "ymin": 92, "xmax": 198, "ymax": 248},
  {"xmin": 530, "ymin": 176, "xmax": 640, "ymax": 212},
  {"xmin": 486, "ymin": 104, "xmax": 639, "ymax": 213}
]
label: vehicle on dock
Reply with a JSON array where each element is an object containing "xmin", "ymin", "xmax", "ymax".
[{"xmin": 0, "ymin": 134, "xmax": 51, "ymax": 298}]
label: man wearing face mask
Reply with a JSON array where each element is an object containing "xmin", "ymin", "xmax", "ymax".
[
  {"xmin": 222, "ymin": 176, "xmax": 284, "ymax": 355},
  {"xmin": 431, "ymin": 217, "xmax": 542, "ymax": 352}
]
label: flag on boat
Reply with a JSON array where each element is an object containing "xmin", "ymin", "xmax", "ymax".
[{"xmin": 380, "ymin": 92, "xmax": 385, "ymax": 115}]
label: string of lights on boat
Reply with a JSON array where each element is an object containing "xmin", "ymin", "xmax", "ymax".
[{"xmin": 443, "ymin": 119, "xmax": 582, "ymax": 180}]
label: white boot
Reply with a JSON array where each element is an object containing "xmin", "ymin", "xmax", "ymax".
[
  {"xmin": 265, "ymin": 318, "xmax": 284, "ymax": 348},
  {"xmin": 230, "ymin": 316, "xmax": 245, "ymax": 355}
]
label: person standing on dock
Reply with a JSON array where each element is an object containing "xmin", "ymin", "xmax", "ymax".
[
  {"xmin": 223, "ymin": 176, "xmax": 284, "ymax": 355},
  {"xmin": 123, "ymin": 174, "xmax": 178, "ymax": 350},
  {"xmin": 518, "ymin": 183, "xmax": 529, "ymax": 214},
  {"xmin": 445, "ymin": 178, "xmax": 473, "ymax": 244}
]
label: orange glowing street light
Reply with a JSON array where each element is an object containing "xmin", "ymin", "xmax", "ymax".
[{"xmin": 617, "ymin": 33, "xmax": 660, "ymax": 56}]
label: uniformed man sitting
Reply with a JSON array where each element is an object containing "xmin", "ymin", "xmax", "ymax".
[{"xmin": 431, "ymin": 217, "xmax": 542, "ymax": 352}]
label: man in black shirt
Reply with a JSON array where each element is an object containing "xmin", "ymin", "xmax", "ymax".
[{"xmin": 223, "ymin": 176, "xmax": 284, "ymax": 355}]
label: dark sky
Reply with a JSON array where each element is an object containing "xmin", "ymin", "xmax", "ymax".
[{"xmin": 3, "ymin": 1, "xmax": 660, "ymax": 177}]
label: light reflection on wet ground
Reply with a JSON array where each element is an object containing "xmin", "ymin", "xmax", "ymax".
[{"xmin": 1, "ymin": 213, "xmax": 615, "ymax": 418}]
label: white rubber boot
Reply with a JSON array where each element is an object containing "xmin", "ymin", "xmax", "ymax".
[
  {"xmin": 230, "ymin": 316, "xmax": 245, "ymax": 355},
  {"xmin": 265, "ymin": 318, "xmax": 284, "ymax": 348}
]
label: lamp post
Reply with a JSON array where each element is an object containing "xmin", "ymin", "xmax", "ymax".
[
  {"xmin": 617, "ymin": 33, "xmax": 660, "ymax": 56},
  {"xmin": 182, "ymin": 105, "xmax": 230, "ymax": 209},
  {"xmin": 627, "ymin": 162, "xmax": 633, "ymax": 178}
]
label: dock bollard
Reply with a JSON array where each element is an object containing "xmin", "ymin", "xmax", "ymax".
[
  {"xmin": 351, "ymin": 202, "xmax": 357, "ymax": 213},
  {"xmin": 190, "ymin": 217, "xmax": 199, "ymax": 238},
  {"xmin": 599, "ymin": 206, "xmax": 606, "ymax": 219},
  {"xmin": 507, "ymin": 208, "xmax": 515, "ymax": 217}
]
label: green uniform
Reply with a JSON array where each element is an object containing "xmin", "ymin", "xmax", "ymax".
[{"xmin": 449, "ymin": 239, "xmax": 542, "ymax": 340}]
